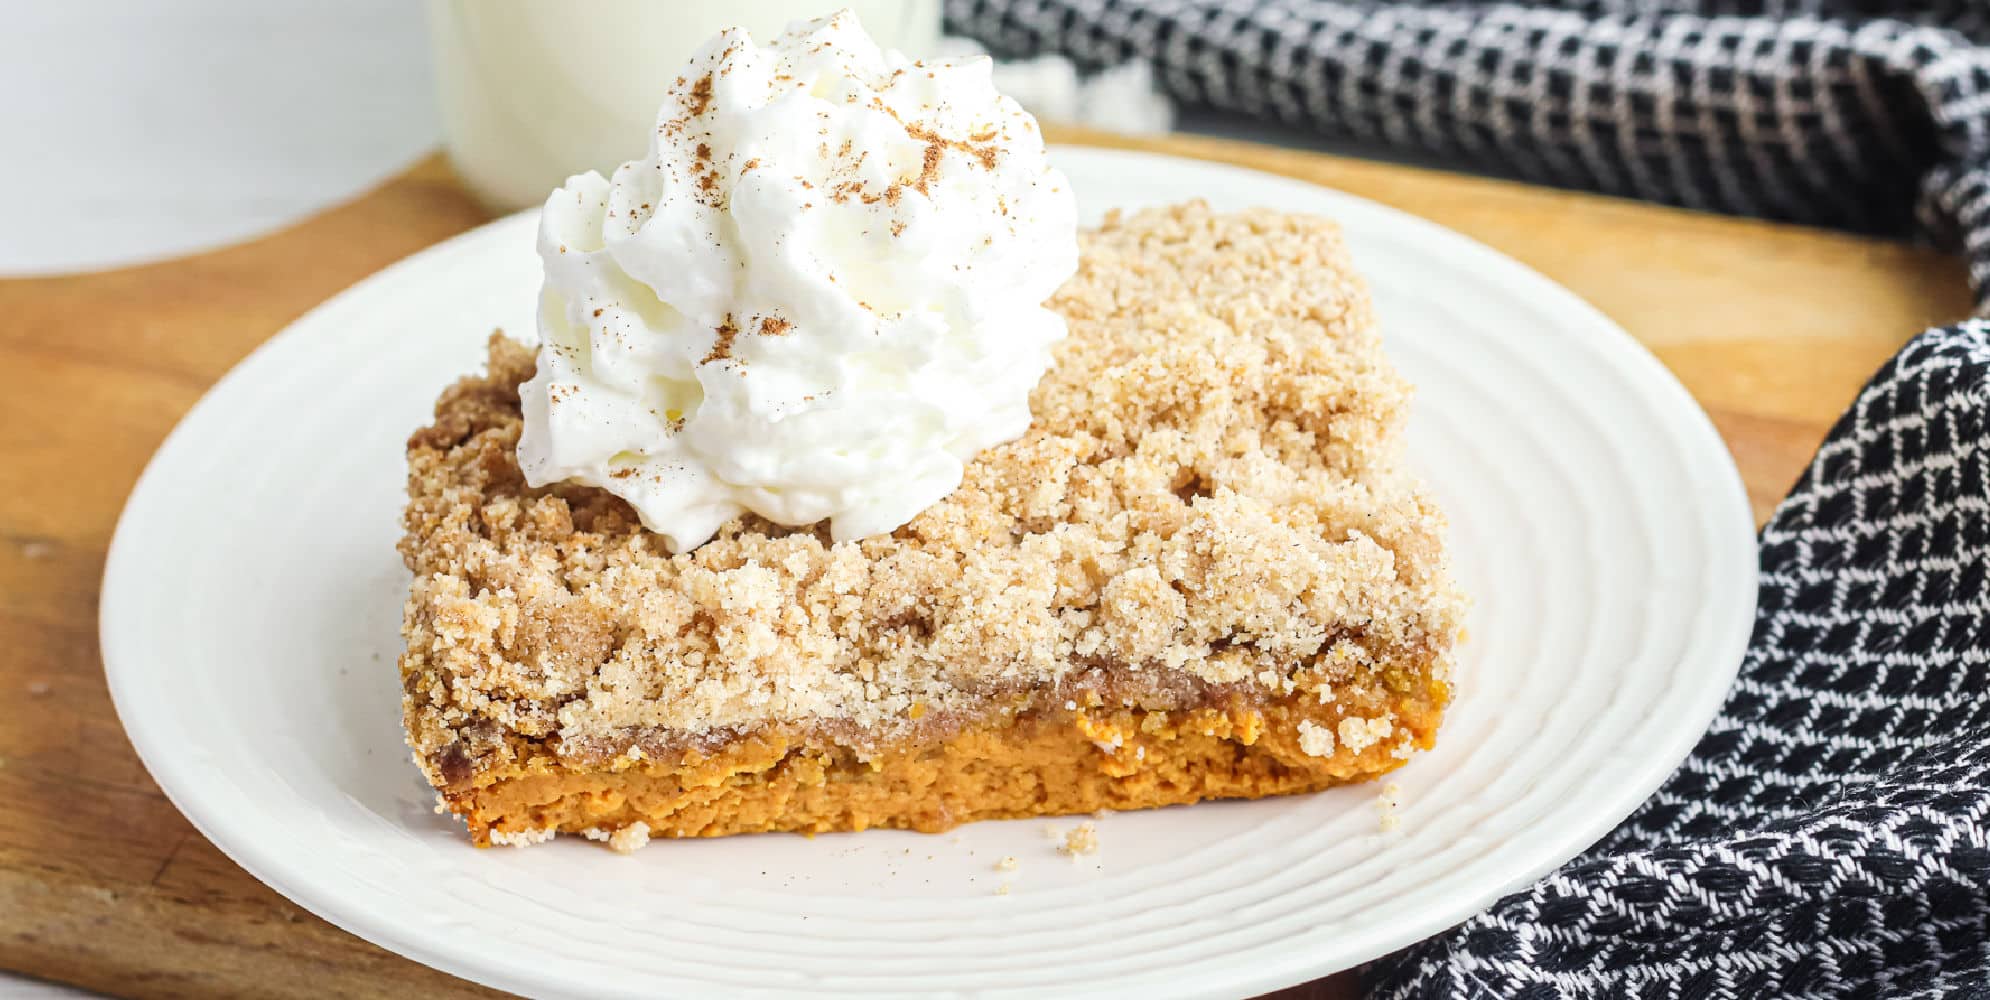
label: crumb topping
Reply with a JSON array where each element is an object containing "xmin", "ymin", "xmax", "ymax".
[
  {"xmin": 488, "ymin": 827, "xmax": 556, "ymax": 847},
  {"xmin": 399, "ymin": 204, "xmax": 1464, "ymax": 786},
  {"xmin": 608, "ymin": 822, "xmax": 652, "ymax": 853},
  {"xmin": 1297, "ymin": 719, "xmax": 1337, "ymax": 757},
  {"xmin": 1338, "ymin": 716, "xmax": 1396, "ymax": 755}
]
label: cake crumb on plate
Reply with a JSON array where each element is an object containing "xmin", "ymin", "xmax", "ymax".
[{"xmin": 1060, "ymin": 821, "xmax": 1099, "ymax": 857}]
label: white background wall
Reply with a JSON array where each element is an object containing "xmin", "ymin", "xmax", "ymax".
[
  {"xmin": 0, "ymin": 0, "xmax": 1419, "ymax": 278},
  {"xmin": 0, "ymin": 0, "xmax": 436, "ymax": 275}
]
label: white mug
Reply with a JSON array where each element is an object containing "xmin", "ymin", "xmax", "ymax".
[{"xmin": 427, "ymin": 1, "xmax": 943, "ymax": 212}]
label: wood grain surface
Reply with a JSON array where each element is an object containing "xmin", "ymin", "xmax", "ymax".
[{"xmin": 0, "ymin": 128, "xmax": 1972, "ymax": 1000}]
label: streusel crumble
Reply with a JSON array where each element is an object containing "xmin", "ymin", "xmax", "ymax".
[{"xmin": 399, "ymin": 203, "xmax": 1464, "ymax": 846}]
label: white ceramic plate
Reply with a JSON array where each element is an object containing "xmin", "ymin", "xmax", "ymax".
[{"xmin": 102, "ymin": 147, "xmax": 1756, "ymax": 998}]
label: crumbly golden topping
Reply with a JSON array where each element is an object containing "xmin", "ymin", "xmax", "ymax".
[
  {"xmin": 1297, "ymin": 719, "xmax": 1337, "ymax": 757},
  {"xmin": 398, "ymin": 203, "xmax": 1464, "ymax": 788}
]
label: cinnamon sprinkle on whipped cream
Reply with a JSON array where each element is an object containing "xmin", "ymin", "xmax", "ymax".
[{"xmin": 517, "ymin": 10, "xmax": 1078, "ymax": 552}]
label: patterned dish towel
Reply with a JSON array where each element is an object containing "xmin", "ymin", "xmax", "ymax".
[{"xmin": 948, "ymin": 2, "xmax": 1990, "ymax": 996}]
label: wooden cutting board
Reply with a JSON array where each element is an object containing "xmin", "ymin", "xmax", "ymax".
[{"xmin": 0, "ymin": 128, "xmax": 1971, "ymax": 1000}]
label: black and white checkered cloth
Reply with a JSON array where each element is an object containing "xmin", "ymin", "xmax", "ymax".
[{"xmin": 946, "ymin": 2, "xmax": 1990, "ymax": 996}]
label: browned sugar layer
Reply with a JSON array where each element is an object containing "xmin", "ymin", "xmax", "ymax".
[{"xmin": 399, "ymin": 202, "xmax": 1465, "ymax": 795}]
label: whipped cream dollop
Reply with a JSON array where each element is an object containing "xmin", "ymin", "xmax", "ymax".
[{"xmin": 517, "ymin": 11, "xmax": 1079, "ymax": 552}]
